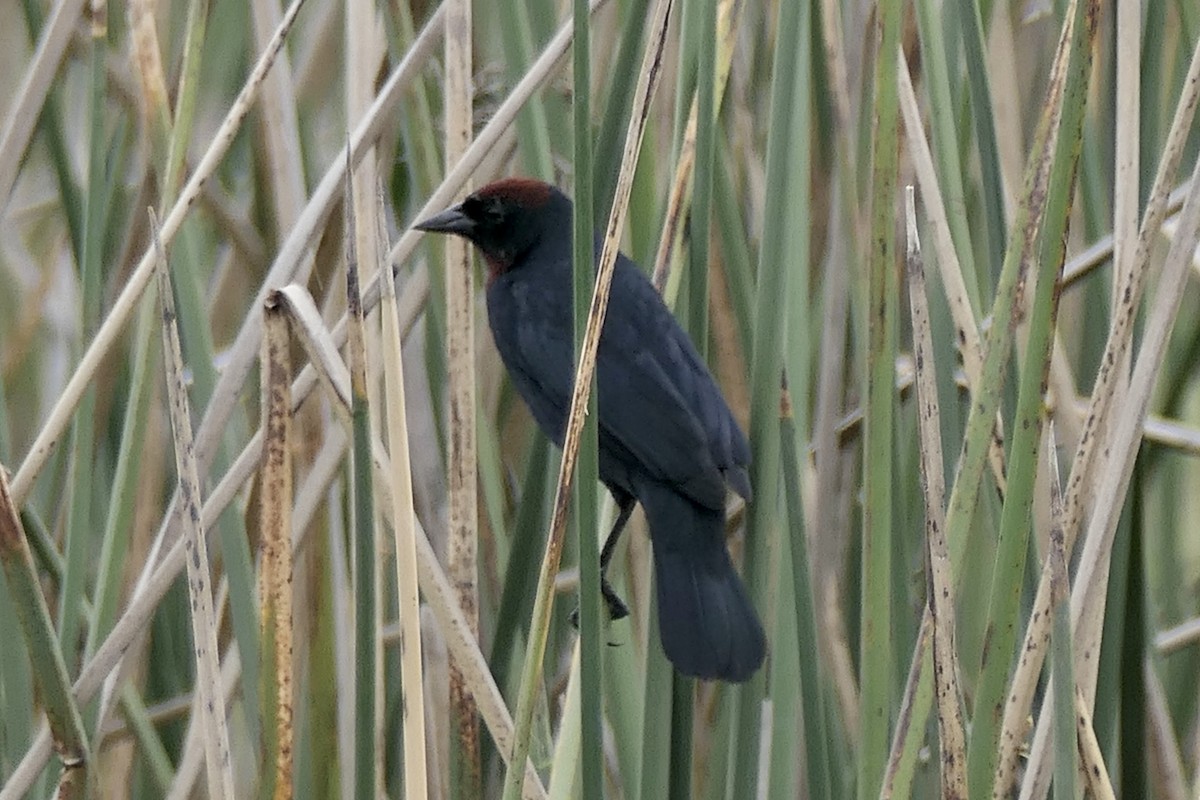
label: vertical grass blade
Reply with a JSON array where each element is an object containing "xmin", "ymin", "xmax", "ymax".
[
  {"xmin": 495, "ymin": 0, "xmax": 557, "ymax": 180},
  {"xmin": 444, "ymin": 0, "xmax": 481, "ymax": 793},
  {"xmin": 592, "ymin": 0, "xmax": 650, "ymax": 217},
  {"xmin": 1047, "ymin": 432, "xmax": 1076, "ymax": 800},
  {"xmin": 637, "ymin": 606, "xmax": 673, "ymax": 800},
  {"xmin": 376, "ymin": 176, "xmax": 431, "ymax": 800},
  {"xmin": 344, "ymin": 158, "xmax": 378, "ymax": 800},
  {"xmin": 570, "ymin": 0, "xmax": 603, "ymax": 796},
  {"xmin": 151, "ymin": 212, "xmax": 235, "ymax": 800},
  {"xmin": 546, "ymin": 645, "xmax": 583, "ymax": 798},
  {"xmin": 904, "ymin": 188, "xmax": 967, "ymax": 798},
  {"xmin": 730, "ymin": 0, "xmax": 807, "ymax": 794},
  {"xmin": 661, "ymin": 674, "xmax": 690, "ymax": 799},
  {"xmin": 261, "ymin": 296, "xmax": 296, "ymax": 800},
  {"xmin": 859, "ymin": 0, "xmax": 902, "ymax": 795},
  {"xmin": 649, "ymin": 0, "xmax": 742, "ymax": 297},
  {"xmin": 157, "ymin": 0, "xmax": 264, "ymax": 754},
  {"xmin": 16, "ymin": 0, "xmax": 82, "ymax": 261},
  {"xmin": 911, "ymin": 0, "xmax": 981, "ymax": 315},
  {"xmin": 58, "ymin": 0, "xmax": 109, "ymax": 676},
  {"xmin": 0, "ymin": 0, "xmax": 87, "ymax": 208},
  {"xmin": 0, "ymin": 468, "xmax": 90, "ymax": 793},
  {"xmin": 897, "ymin": 53, "xmax": 1007, "ymax": 494},
  {"xmin": 668, "ymin": 0, "xmax": 722, "ymax": 792},
  {"xmin": 780, "ymin": 384, "xmax": 833, "ymax": 800},
  {"xmin": 957, "ymin": 0, "xmax": 1008, "ymax": 282},
  {"xmin": 686, "ymin": 0, "xmax": 717, "ymax": 345}
]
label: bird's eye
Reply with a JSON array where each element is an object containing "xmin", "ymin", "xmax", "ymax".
[
  {"xmin": 462, "ymin": 195, "xmax": 508, "ymax": 230},
  {"xmin": 483, "ymin": 198, "xmax": 506, "ymax": 224}
]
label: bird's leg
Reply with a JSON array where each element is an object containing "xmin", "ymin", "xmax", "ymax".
[
  {"xmin": 598, "ymin": 494, "xmax": 636, "ymax": 621},
  {"xmin": 571, "ymin": 492, "xmax": 637, "ymax": 629}
]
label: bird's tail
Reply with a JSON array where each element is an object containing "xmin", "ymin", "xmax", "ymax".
[{"xmin": 638, "ymin": 482, "xmax": 766, "ymax": 682}]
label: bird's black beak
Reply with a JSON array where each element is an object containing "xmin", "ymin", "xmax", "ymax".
[{"xmin": 413, "ymin": 204, "xmax": 474, "ymax": 237}]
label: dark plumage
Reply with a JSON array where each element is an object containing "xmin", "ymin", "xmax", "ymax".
[{"xmin": 415, "ymin": 178, "xmax": 765, "ymax": 682}]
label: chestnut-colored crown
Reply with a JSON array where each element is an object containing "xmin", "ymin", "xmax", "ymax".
[{"xmin": 471, "ymin": 177, "xmax": 554, "ymax": 208}]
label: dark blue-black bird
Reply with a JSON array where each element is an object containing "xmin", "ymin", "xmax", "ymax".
[{"xmin": 415, "ymin": 178, "xmax": 765, "ymax": 682}]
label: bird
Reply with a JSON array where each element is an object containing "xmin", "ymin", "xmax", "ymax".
[{"xmin": 415, "ymin": 177, "xmax": 765, "ymax": 682}]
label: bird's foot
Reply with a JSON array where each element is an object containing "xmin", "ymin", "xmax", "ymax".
[
  {"xmin": 601, "ymin": 579, "xmax": 630, "ymax": 621},
  {"xmin": 569, "ymin": 578, "xmax": 630, "ymax": 629}
]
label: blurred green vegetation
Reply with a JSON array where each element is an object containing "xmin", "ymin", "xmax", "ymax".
[{"xmin": 0, "ymin": 0, "xmax": 1198, "ymax": 798}]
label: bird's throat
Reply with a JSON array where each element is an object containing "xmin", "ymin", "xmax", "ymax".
[{"xmin": 481, "ymin": 251, "xmax": 513, "ymax": 284}]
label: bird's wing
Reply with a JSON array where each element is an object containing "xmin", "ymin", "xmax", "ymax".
[
  {"xmin": 498, "ymin": 254, "xmax": 748, "ymax": 510},
  {"xmin": 589, "ymin": 256, "xmax": 746, "ymax": 509},
  {"xmin": 591, "ymin": 347, "xmax": 723, "ymax": 504}
]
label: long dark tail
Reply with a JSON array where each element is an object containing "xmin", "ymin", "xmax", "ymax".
[{"xmin": 638, "ymin": 482, "xmax": 766, "ymax": 682}]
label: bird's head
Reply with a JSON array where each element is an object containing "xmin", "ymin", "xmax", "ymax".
[{"xmin": 414, "ymin": 178, "xmax": 570, "ymax": 279}]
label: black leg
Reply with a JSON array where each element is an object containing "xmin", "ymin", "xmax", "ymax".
[
  {"xmin": 601, "ymin": 492, "xmax": 637, "ymax": 573},
  {"xmin": 599, "ymin": 492, "xmax": 636, "ymax": 621},
  {"xmin": 571, "ymin": 491, "xmax": 637, "ymax": 627}
]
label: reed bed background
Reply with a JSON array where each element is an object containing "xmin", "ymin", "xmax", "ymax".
[{"xmin": 1, "ymin": 0, "xmax": 1199, "ymax": 798}]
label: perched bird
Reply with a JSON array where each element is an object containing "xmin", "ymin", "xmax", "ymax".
[{"xmin": 415, "ymin": 178, "xmax": 765, "ymax": 682}]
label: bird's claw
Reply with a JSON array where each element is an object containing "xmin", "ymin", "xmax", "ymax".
[
  {"xmin": 601, "ymin": 580, "xmax": 630, "ymax": 621},
  {"xmin": 569, "ymin": 578, "xmax": 630, "ymax": 629}
]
